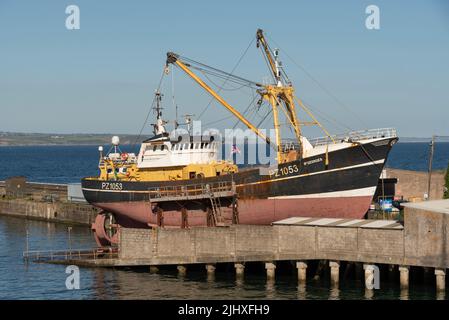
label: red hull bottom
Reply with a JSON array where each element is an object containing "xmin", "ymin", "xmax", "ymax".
[{"xmin": 94, "ymin": 196, "xmax": 372, "ymax": 228}]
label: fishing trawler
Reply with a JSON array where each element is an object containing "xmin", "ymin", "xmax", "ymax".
[{"xmin": 81, "ymin": 29, "xmax": 398, "ymax": 246}]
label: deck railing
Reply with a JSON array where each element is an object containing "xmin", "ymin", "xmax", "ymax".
[
  {"xmin": 148, "ymin": 181, "xmax": 235, "ymax": 200},
  {"xmin": 308, "ymin": 128, "xmax": 397, "ymax": 147}
]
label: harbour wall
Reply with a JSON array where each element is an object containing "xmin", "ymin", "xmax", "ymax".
[
  {"xmin": 0, "ymin": 198, "xmax": 98, "ymax": 226},
  {"xmin": 119, "ymin": 224, "xmax": 405, "ymax": 266},
  {"xmin": 0, "ymin": 179, "xmax": 99, "ymax": 226},
  {"xmin": 116, "ymin": 201, "xmax": 449, "ymax": 269},
  {"xmin": 386, "ymin": 168, "xmax": 446, "ymax": 200}
]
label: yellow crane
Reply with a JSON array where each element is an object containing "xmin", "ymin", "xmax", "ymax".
[{"xmin": 166, "ymin": 29, "xmax": 334, "ymax": 164}]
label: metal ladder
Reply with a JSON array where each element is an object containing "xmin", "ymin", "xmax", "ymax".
[{"xmin": 206, "ymin": 184, "xmax": 225, "ymax": 226}]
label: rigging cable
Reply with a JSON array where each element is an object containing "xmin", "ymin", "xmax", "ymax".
[
  {"xmin": 196, "ymin": 36, "xmax": 256, "ymax": 120},
  {"xmin": 132, "ymin": 68, "xmax": 166, "ymax": 148},
  {"xmin": 300, "ymin": 99, "xmax": 353, "ymax": 132},
  {"xmin": 200, "ymin": 70, "xmax": 250, "ymax": 91},
  {"xmin": 232, "ymin": 94, "xmax": 259, "ymax": 130},
  {"xmin": 265, "ymin": 32, "xmax": 368, "ymax": 129}
]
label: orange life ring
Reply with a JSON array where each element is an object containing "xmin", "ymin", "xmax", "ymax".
[{"xmin": 121, "ymin": 153, "xmax": 128, "ymax": 161}]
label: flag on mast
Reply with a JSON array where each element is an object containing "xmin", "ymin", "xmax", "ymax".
[{"xmin": 231, "ymin": 144, "xmax": 241, "ymax": 154}]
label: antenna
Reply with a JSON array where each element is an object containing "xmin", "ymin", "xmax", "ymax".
[
  {"xmin": 152, "ymin": 90, "xmax": 167, "ymax": 135},
  {"xmin": 182, "ymin": 114, "xmax": 195, "ymax": 133},
  {"xmin": 175, "ymin": 105, "xmax": 179, "ymax": 129},
  {"xmin": 153, "ymin": 90, "xmax": 164, "ymax": 118},
  {"xmin": 171, "ymin": 64, "xmax": 179, "ymax": 129}
]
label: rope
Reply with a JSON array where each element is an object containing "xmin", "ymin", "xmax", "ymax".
[
  {"xmin": 300, "ymin": 99, "xmax": 353, "ymax": 132},
  {"xmin": 265, "ymin": 32, "xmax": 369, "ymax": 128},
  {"xmin": 231, "ymin": 94, "xmax": 259, "ymax": 129},
  {"xmin": 200, "ymin": 70, "xmax": 249, "ymax": 91},
  {"xmin": 197, "ymin": 36, "xmax": 256, "ymax": 119}
]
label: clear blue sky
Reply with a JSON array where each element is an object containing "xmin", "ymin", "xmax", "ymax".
[{"xmin": 1, "ymin": 0, "xmax": 448, "ymax": 138}]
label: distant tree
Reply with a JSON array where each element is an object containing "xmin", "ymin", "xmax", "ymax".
[{"xmin": 445, "ymin": 161, "xmax": 449, "ymax": 199}]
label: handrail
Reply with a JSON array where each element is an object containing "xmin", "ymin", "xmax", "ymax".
[
  {"xmin": 23, "ymin": 247, "xmax": 118, "ymax": 262},
  {"xmin": 307, "ymin": 128, "xmax": 397, "ymax": 147},
  {"xmin": 148, "ymin": 181, "xmax": 235, "ymax": 200}
]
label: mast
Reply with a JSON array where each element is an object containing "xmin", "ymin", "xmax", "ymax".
[
  {"xmin": 165, "ymin": 29, "xmax": 334, "ymax": 164},
  {"xmin": 153, "ymin": 90, "xmax": 166, "ymax": 135},
  {"xmin": 256, "ymin": 29, "xmax": 302, "ymax": 161}
]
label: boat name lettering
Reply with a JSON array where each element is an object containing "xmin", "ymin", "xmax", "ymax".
[
  {"xmin": 101, "ymin": 182, "xmax": 123, "ymax": 190},
  {"xmin": 304, "ymin": 158, "xmax": 323, "ymax": 166},
  {"xmin": 269, "ymin": 164, "xmax": 299, "ymax": 178}
]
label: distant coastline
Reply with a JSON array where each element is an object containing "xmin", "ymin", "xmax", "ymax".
[
  {"xmin": 0, "ymin": 131, "xmax": 444, "ymax": 146},
  {"xmin": 0, "ymin": 132, "xmax": 140, "ymax": 147}
]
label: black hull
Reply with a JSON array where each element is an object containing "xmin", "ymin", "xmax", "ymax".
[
  {"xmin": 82, "ymin": 137, "xmax": 397, "ymax": 226},
  {"xmin": 83, "ymin": 138, "xmax": 396, "ymax": 200}
]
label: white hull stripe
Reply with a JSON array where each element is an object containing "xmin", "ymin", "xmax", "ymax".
[
  {"xmin": 268, "ymin": 186, "xmax": 377, "ymax": 199},
  {"xmin": 242, "ymin": 159, "xmax": 384, "ymax": 187},
  {"xmin": 82, "ymin": 159, "xmax": 384, "ymax": 194}
]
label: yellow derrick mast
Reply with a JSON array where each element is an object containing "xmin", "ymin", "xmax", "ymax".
[
  {"xmin": 166, "ymin": 29, "xmax": 333, "ymax": 164},
  {"xmin": 92, "ymin": 28, "xmax": 336, "ymax": 183}
]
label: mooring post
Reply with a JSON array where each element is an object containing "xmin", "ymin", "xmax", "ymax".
[
  {"xmin": 234, "ymin": 263, "xmax": 245, "ymax": 279},
  {"xmin": 399, "ymin": 265, "xmax": 410, "ymax": 290},
  {"xmin": 206, "ymin": 264, "xmax": 216, "ymax": 280},
  {"xmin": 296, "ymin": 261, "xmax": 307, "ymax": 283},
  {"xmin": 329, "ymin": 261, "xmax": 340, "ymax": 287},
  {"xmin": 435, "ymin": 268, "xmax": 446, "ymax": 292},
  {"xmin": 177, "ymin": 265, "xmax": 187, "ymax": 276},
  {"xmin": 265, "ymin": 262, "xmax": 276, "ymax": 281},
  {"xmin": 149, "ymin": 265, "xmax": 159, "ymax": 273}
]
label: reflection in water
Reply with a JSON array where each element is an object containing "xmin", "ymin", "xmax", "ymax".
[
  {"xmin": 297, "ymin": 283, "xmax": 306, "ymax": 300},
  {"xmin": 92, "ymin": 268, "xmax": 112, "ymax": 299},
  {"xmin": 265, "ymin": 280, "xmax": 276, "ymax": 299},
  {"xmin": 235, "ymin": 278, "xmax": 244, "ymax": 288},
  {"xmin": 329, "ymin": 288, "xmax": 340, "ymax": 300},
  {"xmin": 364, "ymin": 288, "xmax": 374, "ymax": 300},
  {"xmin": 0, "ymin": 215, "xmax": 445, "ymax": 300},
  {"xmin": 399, "ymin": 289, "xmax": 409, "ymax": 300},
  {"xmin": 207, "ymin": 273, "xmax": 215, "ymax": 283},
  {"xmin": 436, "ymin": 291, "xmax": 446, "ymax": 300}
]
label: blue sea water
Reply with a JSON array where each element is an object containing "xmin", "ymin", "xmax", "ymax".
[{"xmin": 0, "ymin": 142, "xmax": 448, "ymax": 183}]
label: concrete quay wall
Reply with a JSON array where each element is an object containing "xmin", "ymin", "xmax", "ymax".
[
  {"xmin": 118, "ymin": 201, "xmax": 449, "ymax": 269},
  {"xmin": 0, "ymin": 198, "xmax": 98, "ymax": 226},
  {"xmin": 119, "ymin": 225, "xmax": 408, "ymax": 267}
]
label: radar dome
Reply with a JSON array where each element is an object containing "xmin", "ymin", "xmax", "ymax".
[{"xmin": 112, "ymin": 136, "xmax": 120, "ymax": 146}]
